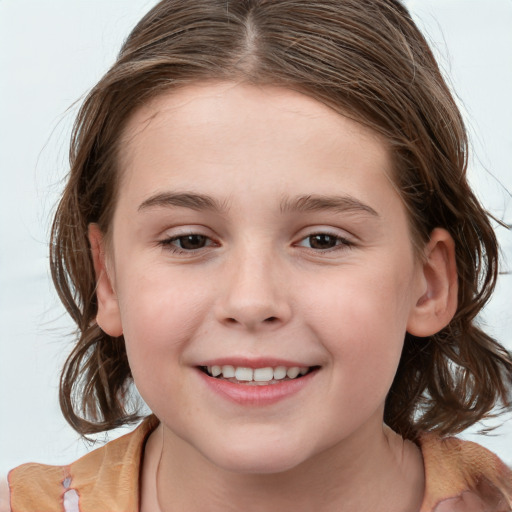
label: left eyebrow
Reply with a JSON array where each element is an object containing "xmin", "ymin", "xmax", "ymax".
[
  {"xmin": 280, "ymin": 194, "xmax": 379, "ymax": 217},
  {"xmin": 138, "ymin": 192, "xmax": 228, "ymax": 213}
]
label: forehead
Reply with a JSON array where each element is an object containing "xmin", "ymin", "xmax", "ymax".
[
  {"xmin": 118, "ymin": 81, "xmax": 393, "ymax": 181},
  {"xmin": 113, "ymin": 82, "xmax": 405, "ymax": 218}
]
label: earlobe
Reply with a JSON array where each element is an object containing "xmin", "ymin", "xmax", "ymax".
[
  {"xmin": 88, "ymin": 223, "xmax": 123, "ymax": 337},
  {"xmin": 407, "ymin": 228, "xmax": 458, "ymax": 337}
]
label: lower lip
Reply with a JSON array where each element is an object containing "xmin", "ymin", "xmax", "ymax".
[{"xmin": 197, "ymin": 368, "xmax": 318, "ymax": 406}]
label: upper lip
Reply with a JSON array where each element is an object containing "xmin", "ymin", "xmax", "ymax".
[{"xmin": 197, "ymin": 357, "xmax": 318, "ymax": 368}]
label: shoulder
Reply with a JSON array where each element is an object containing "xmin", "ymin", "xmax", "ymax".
[
  {"xmin": 0, "ymin": 477, "xmax": 11, "ymax": 512},
  {"xmin": 8, "ymin": 463, "xmax": 69, "ymax": 512},
  {"xmin": 419, "ymin": 434, "xmax": 512, "ymax": 512},
  {"xmin": 8, "ymin": 415, "xmax": 158, "ymax": 512}
]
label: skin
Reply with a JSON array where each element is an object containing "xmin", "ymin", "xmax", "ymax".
[{"xmin": 90, "ymin": 82, "xmax": 458, "ymax": 511}]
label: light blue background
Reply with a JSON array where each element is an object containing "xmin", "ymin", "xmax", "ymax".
[{"xmin": 1, "ymin": 0, "xmax": 511, "ymax": 476}]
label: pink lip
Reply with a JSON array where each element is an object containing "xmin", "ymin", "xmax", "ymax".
[
  {"xmin": 196, "ymin": 367, "xmax": 319, "ymax": 406},
  {"xmin": 198, "ymin": 357, "xmax": 312, "ymax": 368}
]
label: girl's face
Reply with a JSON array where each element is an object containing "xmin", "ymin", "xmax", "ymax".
[{"xmin": 94, "ymin": 82, "xmax": 444, "ymax": 474}]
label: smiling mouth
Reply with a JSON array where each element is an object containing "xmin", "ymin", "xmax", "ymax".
[{"xmin": 199, "ymin": 365, "xmax": 319, "ymax": 385}]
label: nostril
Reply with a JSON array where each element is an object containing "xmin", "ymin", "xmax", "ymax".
[{"xmin": 221, "ymin": 314, "xmax": 282, "ymax": 328}]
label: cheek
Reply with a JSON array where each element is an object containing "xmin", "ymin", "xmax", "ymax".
[
  {"xmin": 306, "ymin": 265, "xmax": 415, "ymax": 394},
  {"xmin": 307, "ymin": 261, "xmax": 414, "ymax": 336},
  {"xmin": 113, "ymin": 266, "xmax": 210, "ymax": 389},
  {"xmin": 117, "ymin": 262, "xmax": 209, "ymax": 335}
]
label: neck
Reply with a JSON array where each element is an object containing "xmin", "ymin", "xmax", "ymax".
[{"xmin": 141, "ymin": 416, "xmax": 425, "ymax": 512}]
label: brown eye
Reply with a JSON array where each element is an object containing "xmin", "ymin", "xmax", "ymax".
[
  {"xmin": 175, "ymin": 234, "xmax": 208, "ymax": 250},
  {"xmin": 296, "ymin": 232, "xmax": 353, "ymax": 251},
  {"xmin": 160, "ymin": 234, "xmax": 213, "ymax": 252},
  {"xmin": 308, "ymin": 234, "xmax": 339, "ymax": 249}
]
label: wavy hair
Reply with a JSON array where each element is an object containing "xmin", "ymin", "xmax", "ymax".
[{"xmin": 51, "ymin": 0, "xmax": 512, "ymax": 439}]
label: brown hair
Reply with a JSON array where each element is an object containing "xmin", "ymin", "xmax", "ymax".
[{"xmin": 52, "ymin": 0, "xmax": 512, "ymax": 440}]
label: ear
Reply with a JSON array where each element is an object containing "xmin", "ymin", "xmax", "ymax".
[
  {"xmin": 88, "ymin": 223, "xmax": 123, "ymax": 337},
  {"xmin": 407, "ymin": 228, "xmax": 458, "ymax": 337}
]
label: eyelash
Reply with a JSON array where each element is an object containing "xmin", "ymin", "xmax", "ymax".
[
  {"xmin": 158, "ymin": 233, "xmax": 217, "ymax": 254},
  {"xmin": 296, "ymin": 232, "xmax": 354, "ymax": 252},
  {"xmin": 157, "ymin": 231, "xmax": 353, "ymax": 255}
]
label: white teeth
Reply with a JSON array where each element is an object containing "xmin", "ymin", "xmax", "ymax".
[
  {"xmin": 286, "ymin": 367, "xmax": 300, "ymax": 379},
  {"xmin": 235, "ymin": 367, "xmax": 253, "ymax": 381},
  {"xmin": 211, "ymin": 365, "xmax": 222, "ymax": 377},
  {"xmin": 206, "ymin": 365, "xmax": 311, "ymax": 382},
  {"xmin": 253, "ymin": 367, "xmax": 274, "ymax": 382},
  {"xmin": 273, "ymin": 366, "xmax": 287, "ymax": 380},
  {"xmin": 221, "ymin": 365, "xmax": 235, "ymax": 378}
]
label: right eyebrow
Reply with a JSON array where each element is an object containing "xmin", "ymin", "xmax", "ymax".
[
  {"xmin": 280, "ymin": 194, "xmax": 379, "ymax": 217},
  {"xmin": 138, "ymin": 192, "xmax": 228, "ymax": 213}
]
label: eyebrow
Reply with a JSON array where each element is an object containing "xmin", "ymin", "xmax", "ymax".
[
  {"xmin": 137, "ymin": 191, "xmax": 378, "ymax": 218},
  {"xmin": 280, "ymin": 194, "xmax": 379, "ymax": 217},
  {"xmin": 138, "ymin": 192, "xmax": 228, "ymax": 213}
]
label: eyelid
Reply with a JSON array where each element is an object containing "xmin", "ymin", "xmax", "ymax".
[
  {"xmin": 293, "ymin": 227, "xmax": 356, "ymax": 251},
  {"xmin": 157, "ymin": 226, "xmax": 220, "ymax": 254},
  {"xmin": 155, "ymin": 225, "xmax": 356, "ymax": 256},
  {"xmin": 158, "ymin": 224, "xmax": 216, "ymax": 240}
]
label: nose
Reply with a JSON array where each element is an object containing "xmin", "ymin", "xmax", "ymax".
[{"xmin": 214, "ymin": 245, "xmax": 292, "ymax": 331}]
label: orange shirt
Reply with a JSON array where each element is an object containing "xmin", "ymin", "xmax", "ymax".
[{"xmin": 8, "ymin": 416, "xmax": 512, "ymax": 512}]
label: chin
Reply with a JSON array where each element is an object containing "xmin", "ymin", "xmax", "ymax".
[{"xmin": 202, "ymin": 439, "xmax": 311, "ymax": 475}]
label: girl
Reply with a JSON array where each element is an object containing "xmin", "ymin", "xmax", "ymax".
[{"xmin": 7, "ymin": 0, "xmax": 512, "ymax": 510}]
